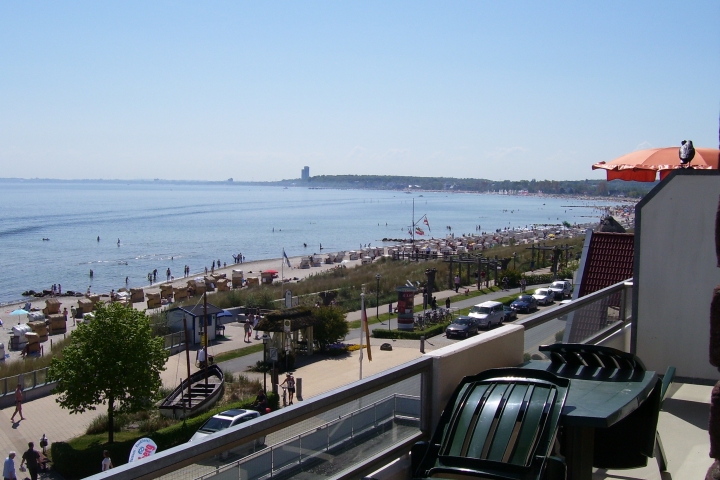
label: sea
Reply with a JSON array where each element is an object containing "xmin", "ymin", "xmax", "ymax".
[{"xmin": 0, "ymin": 179, "xmax": 620, "ymax": 306}]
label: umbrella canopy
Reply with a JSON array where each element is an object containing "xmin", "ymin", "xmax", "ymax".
[
  {"xmin": 263, "ymin": 269, "xmax": 279, "ymax": 275},
  {"xmin": 592, "ymin": 147, "xmax": 720, "ymax": 182},
  {"xmin": 10, "ymin": 309, "xmax": 29, "ymax": 316}
]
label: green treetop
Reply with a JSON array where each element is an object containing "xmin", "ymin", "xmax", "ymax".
[{"xmin": 48, "ymin": 302, "xmax": 167, "ymax": 443}]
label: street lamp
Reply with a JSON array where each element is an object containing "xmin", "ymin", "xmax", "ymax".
[
  {"xmin": 262, "ymin": 334, "xmax": 269, "ymax": 392},
  {"xmin": 376, "ymin": 274, "xmax": 382, "ymax": 325}
]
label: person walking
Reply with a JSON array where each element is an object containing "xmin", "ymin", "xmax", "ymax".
[
  {"xmin": 19, "ymin": 443, "xmax": 39, "ymax": 480},
  {"xmin": 520, "ymin": 277, "xmax": 527, "ymax": 293},
  {"xmin": 280, "ymin": 373, "xmax": 296, "ymax": 405},
  {"xmin": 502, "ymin": 276, "xmax": 509, "ymax": 291},
  {"xmin": 253, "ymin": 314, "xmax": 260, "ymax": 340},
  {"xmin": 454, "ymin": 275, "xmax": 461, "ymax": 293},
  {"xmin": 3, "ymin": 451, "xmax": 16, "ymax": 480},
  {"xmin": 243, "ymin": 320, "xmax": 251, "ymax": 343},
  {"xmin": 10, "ymin": 384, "xmax": 24, "ymax": 422},
  {"xmin": 101, "ymin": 450, "xmax": 113, "ymax": 471}
]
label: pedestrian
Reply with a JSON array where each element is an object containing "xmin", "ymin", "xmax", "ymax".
[
  {"xmin": 520, "ymin": 277, "xmax": 527, "ymax": 293},
  {"xmin": 70, "ymin": 306, "xmax": 77, "ymax": 326},
  {"xmin": 502, "ymin": 276, "xmax": 509, "ymax": 291},
  {"xmin": 253, "ymin": 314, "xmax": 260, "ymax": 339},
  {"xmin": 243, "ymin": 320, "xmax": 251, "ymax": 342},
  {"xmin": 3, "ymin": 451, "xmax": 16, "ymax": 480},
  {"xmin": 445, "ymin": 297, "xmax": 451, "ymax": 309},
  {"xmin": 101, "ymin": 450, "xmax": 113, "ymax": 471},
  {"xmin": 280, "ymin": 372, "xmax": 296, "ymax": 405},
  {"xmin": 10, "ymin": 384, "xmax": 24, "ymax": 422},
  {"xmin": 431, "ymin": 297, "xmax": 438, "ymax": 310},
  {"xmin": 454, "ymin": 275, "xmax": 461, "ymax": 293},
  {"xmin": 19, "ymin": 442, "xmax": 39, "ymax": 480}
]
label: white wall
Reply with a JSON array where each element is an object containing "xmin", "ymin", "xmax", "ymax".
[
  {"xmin": 635, "ymin": 171, "xmax": 720, "ymax": 381},
  {"xmin": 425, "ymin": 324, "xmax": 525, "ymax": 429}
]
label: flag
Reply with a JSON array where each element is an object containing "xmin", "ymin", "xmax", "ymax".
[
  {"xmin": 361, "ymin": 302, "xmax": 372, "ymax": 361},
  {"xmin": 283, "ymin": 249, "xmax": 292, "ymax": 268},
  {"xmin": 424, "ymin": 217, "xmax": 431, "ymax": 231},
  {"xmin": 415, "ymin": 227, "xmax": 425, "ymax": 236}
]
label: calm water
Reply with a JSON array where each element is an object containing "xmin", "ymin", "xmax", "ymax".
[{"xmin": 0, "ymin": 180, "xmax": 616, "ymax": 306}]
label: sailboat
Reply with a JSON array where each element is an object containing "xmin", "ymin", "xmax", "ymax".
[{"xmin": 159, "ymin": 293, "xmax": 225, "ymax": 419}]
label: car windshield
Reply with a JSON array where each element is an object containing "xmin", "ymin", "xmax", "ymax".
[
  {"xmin": 516, "ymin": 296, "xmax": 533, "ymax": 302},
  {"xmin": 535, "ymin": 289, "xmax": 550, "ymax": 295},
  {"xmin": 551, "ymin": 282, "xmax": 564, "ymax": 288},
  {"xmin": 453, "ymin": 318, "xmax": 472, "ymax": 326},
  {"xmin": 470, "ymin": 306, "xmax": 491, "ymax": 314},
  {"xmin": 198, "ymin": 417, "xmax": 232, "ymax": 433}
]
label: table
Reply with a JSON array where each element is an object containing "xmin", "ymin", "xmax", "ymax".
[{"xmin": 520, "ymin": 360, "xmax": 658, "ymax": 480}]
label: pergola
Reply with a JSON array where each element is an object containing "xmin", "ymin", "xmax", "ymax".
[{"xmin": 255, "ymin": 306, "xmax": 320, "ymax": 357}]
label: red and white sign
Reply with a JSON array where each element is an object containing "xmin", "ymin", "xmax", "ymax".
[{"xmin": 129, "ymin": 438, "xmax": 158, "ymax": 463}]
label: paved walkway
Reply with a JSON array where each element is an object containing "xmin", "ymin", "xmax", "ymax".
[{"xmin": 0, "ymin": 269, "xmax": 553, "ymax": 478}]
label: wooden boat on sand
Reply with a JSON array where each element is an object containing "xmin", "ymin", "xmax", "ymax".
[{"xmin": 159, "ymin": 364, "xmax": 224, "ymax": 419}]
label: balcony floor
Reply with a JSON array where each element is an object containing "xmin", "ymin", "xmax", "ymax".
[{"xmin": 593, "ymin": 383, "xmax": 713, "ymax": 480}]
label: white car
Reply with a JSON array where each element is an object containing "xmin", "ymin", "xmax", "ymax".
[
  {"xmin": 532, "ymin": 288, "xmax": 555, "ymax": 306},
  {"xmin": 190, "ymin": 409, "xmax": 265, "ymax": 458},
  {"xmin": 468, "ymin": 301, "xmax": 505, "ymax": 329},
  {"xmin": 548, "ymin": 280, "xmax": 573, "ymax": 299}
]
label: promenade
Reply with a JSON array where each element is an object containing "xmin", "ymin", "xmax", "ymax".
[{"xmin": 0, "ymin": 273, "xmax": 541, "ymax": 478}]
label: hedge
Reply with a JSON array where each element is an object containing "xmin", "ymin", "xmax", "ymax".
[
  {"xmin": 51, "ymin": 392, "xmax": 279, "ymax": 479},
  {"xmin": 372, "ymin": 322, "xmax": 450, "ymax": 340}
]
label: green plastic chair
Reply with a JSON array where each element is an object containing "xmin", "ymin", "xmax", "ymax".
[{"xmin": 412, "ymin": 368, "xmax": 569, "ymax": 480}]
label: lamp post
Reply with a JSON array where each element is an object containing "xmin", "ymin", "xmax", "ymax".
[
  {"xmin": 376, "ymin": 274, "xmax": 382, "ymax": 325},
  {"xmin": 262, "ymin": 334, "xmax": 269, "ymax": 392}
]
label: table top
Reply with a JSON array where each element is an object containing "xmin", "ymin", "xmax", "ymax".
[{"xmin": 520, "ymin": 360, "xmax": 658, "ymax": 428}]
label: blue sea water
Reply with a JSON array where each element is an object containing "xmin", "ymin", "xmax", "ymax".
[{"xmin": 0, "ymin": 180, "xmax": 617, "ymax": 306}]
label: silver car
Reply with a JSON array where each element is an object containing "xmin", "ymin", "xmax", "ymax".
[{"xmin": 532, "ymin": 288, "xmax": 555, "ymax": 306}]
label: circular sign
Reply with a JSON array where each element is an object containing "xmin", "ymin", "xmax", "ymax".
[{"xmin": 129, "ymin": 438, "xmax": 158, "ymax": 463}]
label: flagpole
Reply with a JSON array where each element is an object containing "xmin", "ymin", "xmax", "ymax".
[
  {"xmin": 281, "ymin": 248, "xmax": 284, "ymax": 284},
  {"xmin": 359, "ymin": 290, "xmax": 365, "ymax": 380}
]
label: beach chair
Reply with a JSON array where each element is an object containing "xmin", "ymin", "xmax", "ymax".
[{"xmin": 411, "ymin": 367, "xmax": 569, "ymax": 480}]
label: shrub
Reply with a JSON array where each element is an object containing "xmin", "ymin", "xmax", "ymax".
[{"xmin": 373, "ymin": 322, "xmax": 449, "ymax": 340}]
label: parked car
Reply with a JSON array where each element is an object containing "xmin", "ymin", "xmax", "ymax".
[
  {"xmin": 510, "ymin": 295, "xmax": 538, "ymax": 314},
  {"xmin": 532, "ymin": 288, "xmax": 555, "ymax": 306},
  {"xmin": 548, "ymin": 280, "xmax": 573, "ymax": 299},
  {"xmin": 190, "ymin": 409, "xmax": 265, "ymax": 458},
  {"xmin": 502, "ymin": 305, "xmax": 517, "ymax": 322},
  {"xmin": 445, "ymin": 316, "xmax": 479, "ymax": 339},
  {"xmin": 468, "ymin": 301, "xmax": 505, "ymax": 329}
]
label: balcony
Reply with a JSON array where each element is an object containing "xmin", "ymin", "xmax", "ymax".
[{"xmin": 87, "ymin": 279, "xmax": 712, "ymax": 480}]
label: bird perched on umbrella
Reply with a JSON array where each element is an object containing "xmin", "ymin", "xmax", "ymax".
[{"xmin": 679, "ymin": 140, "xmax": 696, "ymax": 165}]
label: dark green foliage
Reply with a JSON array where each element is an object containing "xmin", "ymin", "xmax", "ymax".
[
  {"xmin": 313, "ymin": 306, "xmax": 350, "ymax": 349},
  {"xmin": 373, "ymin": 322, "xmax": 449, "ymax": 340}
]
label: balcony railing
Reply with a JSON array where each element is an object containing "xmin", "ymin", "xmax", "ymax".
[{"xmin": 88, "ymin": 279, "xmax": 634, "ymax": 480}]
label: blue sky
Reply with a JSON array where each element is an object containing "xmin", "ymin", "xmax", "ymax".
[{"xmin": 1, "ymin": 1, "xmax": 718, "ymax": 182}]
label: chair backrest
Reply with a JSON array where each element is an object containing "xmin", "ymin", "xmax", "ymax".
[
  {"xmin": 413, "ymin": 368, "xmax": 569, "ymax": 480},
  {"xmin": 539, "ymin": 343, "xmax": 645, "ymax": 372}
]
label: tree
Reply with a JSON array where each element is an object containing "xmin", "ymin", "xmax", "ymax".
[
  {"xmin": 48, "ymin": 302, "xmax": 167, "ymax": 443},
  {"xmin": 313, "ymin": 306, "xmax": 350, "ymax": 350}
]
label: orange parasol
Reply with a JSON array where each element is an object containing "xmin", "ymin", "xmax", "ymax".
[{"xmin": 592, "ymin": 147, "xmax": 720, "ymax": 182}]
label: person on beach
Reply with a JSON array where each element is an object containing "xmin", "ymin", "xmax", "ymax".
[
  {"xmin": 20, "ymin": 443, "xmax": 39, "ymax": 480},
  {"xmin": 101, "ymin": 450, "xmax": 113, "ymax": 471},
  {"xmin": 125, "ymin": 276, "xmax": 129, "ymax": 286},
  {"xmin": 97, "ymin": 236, "xmax": 100, "ymax": 242},
  {"xmin": 58, "ymin": 284, "xmax": 61, "ymax": 295},
  {"xmin": 166, "ymin": 268, "xmax": 171, "ymax": 281},
  {"xmin": 280, "ymin": 373, "xmax": 296, "ymax": 405},
  {"xmin": 11, "ymin": 384, "xmax": 24, "ymax": 422},
  {"xmin": 89, "ymin": 269, "xmax": 93, "ymax": 278},
  {"xmin": 3, "ymin": 451, "xmax": 16, "ymax": 480}
]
